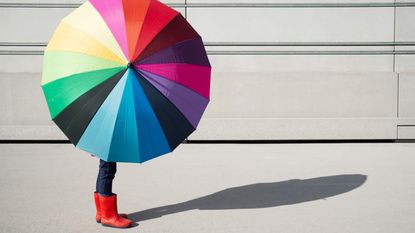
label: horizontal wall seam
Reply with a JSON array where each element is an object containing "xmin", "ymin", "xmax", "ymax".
[
  {"xmin": 0, "ymin": 3, "xmax": 183, "ymax": 8},
  {"xmin": 1, "ymin": 2, "xmax": 415, "ymax": 8},
  {"xmin": 2, "ymin": 42, "xmax": 415, "ymax": 47},
  {"xmin": 207, "ymin": 50, "xmax": 415, "ymax": 55},
  {"xmin": 181, "ymin": 2, "xmax": 415, "ymax": 7},
  {"xmin": 206, "ymin": 42, "xmax": 415, "ymax": 46},
  {"xmin": 2, "ymin": 50, "xmax": 415, "ymax": 55}
]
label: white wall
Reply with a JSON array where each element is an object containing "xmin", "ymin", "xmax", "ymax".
[{"xmin": 0, "ymin": 1, "xmax": 414, "ymax": 140}]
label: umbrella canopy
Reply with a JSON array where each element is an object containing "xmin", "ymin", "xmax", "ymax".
[{"xmin": 42, "ymin": 0, "xmax": 211, "ymax": 163}]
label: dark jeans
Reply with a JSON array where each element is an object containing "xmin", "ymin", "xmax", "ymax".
[{"xmin": 96, "ymin": 159, "xmax": 117, "ymax": 196}]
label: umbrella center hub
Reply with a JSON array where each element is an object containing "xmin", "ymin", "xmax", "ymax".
[{"xmin": 127, "ymin": 62, "xmax": 133, "ymax": 69}]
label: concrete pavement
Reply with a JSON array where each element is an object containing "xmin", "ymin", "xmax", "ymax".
[{"xmin": 0, "ymin": 142, "xmax": 414, "ymax": 233}]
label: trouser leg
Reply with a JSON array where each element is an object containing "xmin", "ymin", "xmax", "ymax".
[{"xmin": 96, "ymin": 159, "xmax": 117, "ymax": 196}]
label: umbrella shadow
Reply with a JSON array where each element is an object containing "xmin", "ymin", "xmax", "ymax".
[{"xmin": 128, "ymin": 174, "xmax": 367, "ymax": 223}]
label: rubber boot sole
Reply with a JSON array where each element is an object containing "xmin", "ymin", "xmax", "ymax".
[
  {"xmin": 96, "ymin": 214, "xmax": 129, "ymax": 223},
  {"xmin": 101, "ymin": 223, "xmax": 132, "ymax": 229}
]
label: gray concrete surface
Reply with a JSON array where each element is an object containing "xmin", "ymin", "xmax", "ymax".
[{"xmin": 0, "ymin": 142, "xmax": 415, "ymax": 233}]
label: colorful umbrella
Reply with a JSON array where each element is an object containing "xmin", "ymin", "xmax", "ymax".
[{"xmin": 42, "ymin": 0, "xmax": 211, "ymax": 163}]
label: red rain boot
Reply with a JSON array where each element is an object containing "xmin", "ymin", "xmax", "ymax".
[
  {"xmin": 94, "ymin": 192, "xmax": 129, "ymax": 223},
  {"xmin": 99, "ymin": 193, "xmax": 132, "ymax": 228}
]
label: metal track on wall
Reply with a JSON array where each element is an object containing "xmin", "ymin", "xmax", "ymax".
[
  {"xmin": 1, "ymin": 42, "xmax": 415, "ymax": 55},
  {"xmin": 1, "ymin": 50, "xmax": 415, "ymax": 55},
  {"xmin": 2, "ymin": 42, "xmax": 415, "ymax": 47},
  {"xmin": 1, "ymin": 2, "xmax": 415, "ymax": 8}
]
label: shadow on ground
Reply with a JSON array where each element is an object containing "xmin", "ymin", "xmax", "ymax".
[{"xmin": 128, "ymin": 174, "xmax": 367, "ymax": 223}]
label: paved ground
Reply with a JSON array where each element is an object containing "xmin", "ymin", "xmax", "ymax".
[{"xmin": 0, "ymin": 142, "xmax": 415, "ymax": 233}]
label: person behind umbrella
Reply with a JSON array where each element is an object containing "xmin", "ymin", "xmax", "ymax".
[
  {"xmin": 41, "ymin": 0, "xmax": 211, "ymax": 229},
  {"xmin": 92, "ymin": 155, "xmax": 132, "ymax": 228}
]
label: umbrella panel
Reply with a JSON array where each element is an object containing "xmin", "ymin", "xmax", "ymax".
[
  {"xmin": 138, "ymin": 37, "xmax": 210, "ymax": 67},
  {"xmin": 135, "ymin": 14, "xmax": 199, "ymax": 62},
  {"xmin": 43, "ymin": 67, "xmax": 125, "ymax": 119},
  {"xmin": 54, "ymin": 69, "xmax": 127, "ymax": 144},
  {"xmin": 138, "ymin": 69, "xmax": 209, "ymax": 128},
  {"xmin": 135, "ymin": 70, "xmax": 195, "ymax": 151}
]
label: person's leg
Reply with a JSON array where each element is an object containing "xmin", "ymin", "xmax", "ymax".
[
  {"xmin": 94, "ymin": 158, "xmax": 132, "ymax": 228},
  {"xmin": 96, "ymin": 159, "xmax": 117, "ymax": 196}
]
